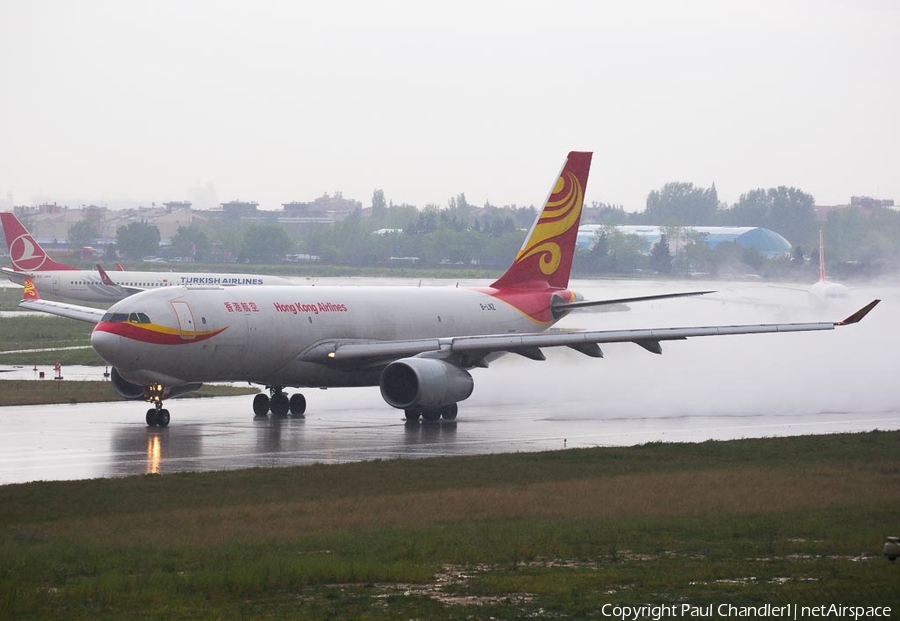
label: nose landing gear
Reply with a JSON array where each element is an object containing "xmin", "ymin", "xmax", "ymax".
[
  {"xmin": 144, "ymin": 383, "xmax": 170, "ymax": 427},
  {"xmin": 146, "ymin": 406, "xmax": 170, "ymax": 427}
]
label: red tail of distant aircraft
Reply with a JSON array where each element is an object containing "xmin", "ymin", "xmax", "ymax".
[
  {"xmin": 809, "ymin": 229, "xmax": 849, "ymax": 306},
  {"xmin": 818, "ymin": 229, "xmax": 827, "ymax": 284},
  {"xmin": 0, "ymin": 212, "xmax": 78, "ymax": 271}
]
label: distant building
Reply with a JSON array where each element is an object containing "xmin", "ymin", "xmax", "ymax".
[
  {"xmin": 152, "ymin": 204, "xmax": 200, "ymax": 240},
  {"xmin": 815, "ymin": 196, "xmax": 895, "ymax": 221},
  {"xmin": 282, "ymin": 192, "xmax": 362, "ymax": 224},
  {"xmin": 576, "ymin": 225, "xmax": 793, "ymax": 259},
  {"xmin": 850, "ymin": 196, "xmax": 894, "ymax": 209},
  {"xmin": 12, "ymin": 204, "xmax": 82, "ymax": 245},
  {"xmin": 221, "ymin": 200, "xmax": 259, "ymax": 221}
]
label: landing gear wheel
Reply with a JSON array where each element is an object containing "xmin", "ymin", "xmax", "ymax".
[
  {"xmin": 253, "ymin": 393, "xmax": 270, "ymax": 417},
  {"xmin": 157, "ymin": 409, "xmax": 170, "ymax": 428},
  {"xmin": 421, "ymin": 408, "xmax": 441, "ymax": 423},
  {"xmin": 405, "ymin": 409, "xmax": 421, "ymax": 423},
  {"xmin": 441, "ymin": 403, "xmax": 458, "ymax": 421},
  {"xmin": 289, "ymin": 393, "xmax": 306, "ymax": 417},
  {"xmin": 271, "ymin": 392, "xmax": 290, "ymax": 417},
  {"xmin": 146, "ymin": 408, "xmax": 159, "ymax": 427}
]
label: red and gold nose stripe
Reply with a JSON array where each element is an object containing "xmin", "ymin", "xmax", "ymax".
[{"xmin": 94, "ymin": 321, "xmax": 226, "ymax": 345}]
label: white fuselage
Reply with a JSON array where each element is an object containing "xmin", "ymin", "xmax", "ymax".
[
  {"xmin": 92, "ymin": 284, "xmax": 554, "ymax": 389},
  {"xmin": 5, "ymin": 269, "xmax": 294, "ymax": 302},
  {"xmin": 808, "ymin": 279, "xmax": 850, "ymax": 308}
]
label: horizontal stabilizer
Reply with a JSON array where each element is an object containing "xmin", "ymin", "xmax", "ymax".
[
  {"xmin": 1, "ymin": 266, "xmax": 28, "ymax": 285},
  {"xmin": 554, "ymin": 290, "xmax": 714, "ymax": 313}
]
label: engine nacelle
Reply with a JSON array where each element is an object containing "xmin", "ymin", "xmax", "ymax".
[
  {"xmin": 380, "ymin": 357, "xmax": 474, "ymax": 410},
  {"xmin": 110, "ymin": 367, "xmax": 146, "ymax": 400},
  {"xmin": 109, "ymin": 367, "xmax": 203, "ymax": 401}
]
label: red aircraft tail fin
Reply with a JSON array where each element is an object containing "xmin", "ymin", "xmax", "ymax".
[
  {"xmin": 96, "ymin": 263, "xmax": 116, "ymax": 286},
  {"xmin": 22, "ymin": 277, "xmax": 40, "ymax": 301},
  {"xmin": 490, "ymin": 151, "xmax": 592, "ymax": 291},
  {"xmin": 1, "ymin": 212, "xmax": 78, "ymax": 271}
]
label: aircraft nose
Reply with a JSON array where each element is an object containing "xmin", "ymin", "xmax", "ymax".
[{"xmin": 91, "ymin": 328, "xmax": 122, "ymax": 364}]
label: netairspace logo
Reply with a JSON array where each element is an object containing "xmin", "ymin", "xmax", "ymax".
[{"xmin": 600, "ymin": 603, "xmax": 892, "ymax": 620}]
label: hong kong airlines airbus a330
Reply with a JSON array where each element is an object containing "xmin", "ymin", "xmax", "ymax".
[
  {"xmin": 20, "ymin": 152, "xmax": 880, "ymax": 427},
  {"xmin": 1, "ymin": 211, "xmax": 294, "ymax": 302}
]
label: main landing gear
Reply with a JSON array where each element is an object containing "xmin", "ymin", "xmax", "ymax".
[
  {"xmin": 253, "ymin": 386, "xmax": 306, "ymax": 419},
  {"xmin": 405, "ymin": 403, "xmax": 458, "ymax": 424},
  {"xmin": 144, "ymin": 384, "xmax": 170, "ymax": 428}
]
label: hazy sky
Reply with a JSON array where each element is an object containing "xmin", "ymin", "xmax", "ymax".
[{"xmin": 1, "ymin": 1, "xmax": 897, "ymax": 212}]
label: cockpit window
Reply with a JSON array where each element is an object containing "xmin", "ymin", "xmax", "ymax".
[{"xmin": 102, "ymin": 312, "xmax": 151, "ymax": 324}]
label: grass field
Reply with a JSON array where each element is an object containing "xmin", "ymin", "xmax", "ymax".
[
  {"xmin": 0, "ymin": 378, "xmax": 258, "ymax": 405},
  {"xmin": 0, "ymin": 287, "xmax": 103, "ymax": 365},
  {"xmin": 1, "ymin": 431, "xmax": 898, "ymax": 619}
]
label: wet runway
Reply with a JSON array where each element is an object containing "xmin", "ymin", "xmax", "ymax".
[
  {"xmin": 1, "ymin": 278, "xmax": 898, "ymax": 485},
  {"xmin": 1, "ymin": 393, "xmax": 898, "ymax": 485}
]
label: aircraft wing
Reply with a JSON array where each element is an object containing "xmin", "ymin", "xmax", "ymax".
[
  {"xmin": 299, "ymin": 299, "xmax": 881, "ymax": 364},
  {"xmin": 19, "ymin": 297, "xmax": 105, "ymax": 323},
  {"xmin": 17, "ymin": 278, "xmax": 105, "ymax": 324}
]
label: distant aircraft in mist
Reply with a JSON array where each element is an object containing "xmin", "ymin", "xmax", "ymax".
[{"xmin": 808, "ymin": 229, "xmax": 849, "ymax": 308}]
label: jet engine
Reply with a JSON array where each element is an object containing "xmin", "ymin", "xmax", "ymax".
[
  {"xmin": 110, "ymin": 367, "xmax": 145, "ymax": 400},
  {"xmin": 379, "ymin": 357, "xmax": 474, "ymax": 410},
  {"xmin": 110, "ymin": 367, "xmax": 202, "ymax": 401}
]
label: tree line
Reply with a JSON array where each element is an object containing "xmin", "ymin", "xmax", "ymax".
[
  {"xmin": 584, "ymin": 182, "xmax": 898, "ymax": 279},
  {"xmin": 65, "ymin": 183, "xmax": 900, "ymax": 280}
]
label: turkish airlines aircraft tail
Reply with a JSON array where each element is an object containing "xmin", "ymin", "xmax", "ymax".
[
  {"xmin": 1, "ymin": 212, "xmax": 78, "ymax": 271},
  {"xmin": 490, "ymin": 151, "xmax": 592, "ymax": 291}
]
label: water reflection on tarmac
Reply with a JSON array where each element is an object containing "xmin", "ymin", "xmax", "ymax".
[{"xmin": 1, "ymin": 278, "xmax": 898, "ymax": 485}]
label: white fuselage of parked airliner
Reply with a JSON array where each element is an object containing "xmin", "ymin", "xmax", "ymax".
[{"xmin": 5, "ymin": 268, "xmax": 294, "ymax": 302}]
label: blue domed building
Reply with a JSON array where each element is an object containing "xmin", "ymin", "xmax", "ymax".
[{"xmin": 576, "ymin": 225, "xmax": 792, "ymax": 259}]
